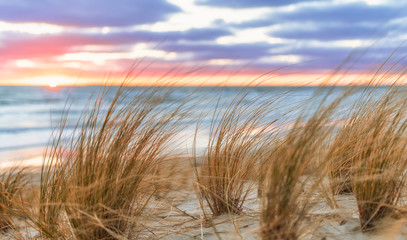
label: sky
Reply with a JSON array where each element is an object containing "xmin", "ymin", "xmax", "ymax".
[{"xmin": 0, "ymin": 0, "xmax": 406, "ymax": 86}]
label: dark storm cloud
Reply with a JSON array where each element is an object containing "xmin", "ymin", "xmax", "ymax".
[
  {"xmin": 196, "ymin": 0, "xmax": 322, "ymax": 8},
  {"xmin": 0, "ymin": 0, "xmax": 180, "ymax": 27}
]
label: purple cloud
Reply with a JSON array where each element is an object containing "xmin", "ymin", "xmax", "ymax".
[
  {"xmin": 196, "ymin": 0, "xmax": 322, "ymax": 8},
  {"xmin": 0, "ymin": 0, "xmax": 406, "ymax": 79},
  {"xmin": 0, "ymin": 27, "xmax": 233, "ymax": 62},
  {"xmin": 158, "ymin": 42, "xmax": 277, "ymax": 60},
  {"xmin": 0, "ymin": 0, "xmax": 180, "ymax": 27},
  {"xmin": 281, "ymin": 2, "xmax": 399, "ymax": 24},
  {"xmin": 233, "ymin": 2, "xmax": 401, "ymax": 28},
  {"xmin": 107, "ymin": 28, "xmax": 233, "ymax": 43},
  {"xmin": 270, "ymin": 24, "xmax": 387, "ymax": 40}
]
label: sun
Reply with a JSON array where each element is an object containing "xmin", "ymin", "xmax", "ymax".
[{"xmin": 48, "ymin": 82, "xmax": 58, "ymax": 88}]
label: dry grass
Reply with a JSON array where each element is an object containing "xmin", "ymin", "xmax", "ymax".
[
  {"xmin": 348, "ymin": 86, "xmax": 407, "ymax": 232},
  {"xmin": 26, "ymin": 86, "xmax": 187, "ymax": 239},
  {"xmin": 0, "ymin": 166, "xmax": 29, "ymax": 232},
  {"xmin": 322, "ymin": 82, "xmax": 407, "ymax": 232},
  {"xmin": 326, "ymin": 127, "xmax": 355, "ymax": 196},
  {"xmin": 259, "ymin": 87, "xmax": 351, "ymax": 240},
  {"xmin": 4, "ymin": 82, "xmax": 407, "ymax": 239},
  {"xmin": 192, "ymin": 89, "xmax": 276, "ymax": 217}
]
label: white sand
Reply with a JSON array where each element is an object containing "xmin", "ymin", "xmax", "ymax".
[{"xmin": 140, "ymin": 190, "xmax": 407, "ymax": 240}]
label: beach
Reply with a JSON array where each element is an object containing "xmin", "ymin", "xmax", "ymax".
[{"xmin": 1, "ymin": 85, "xmax": 407, "ymax": 239}]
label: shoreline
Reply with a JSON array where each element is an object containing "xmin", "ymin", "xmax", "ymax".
[{"xmin": 0, "ymin": 147, "xmax": 44, "ymax": 170}]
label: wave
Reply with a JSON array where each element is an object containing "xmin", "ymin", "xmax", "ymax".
[
  {"xmin": 0, "ymin": 143, "xmax": 48, "ymax": 152},
  {"xmin": 0, "ymin": 125, "xmax": 76, "ymax": 134}
]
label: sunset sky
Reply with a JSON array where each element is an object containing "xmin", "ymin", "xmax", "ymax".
[{"xmin": 0, "ymin": 0, "xmax": 406, "ymax": 86}]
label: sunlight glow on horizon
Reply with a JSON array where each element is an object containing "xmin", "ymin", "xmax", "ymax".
[
  {"xmin": 48, "ymin": 82, "xmax": 58, "ymax": 88},
  {"xmin": 2, "ymin": 73, "xmax": 406, "ymax": 87}
]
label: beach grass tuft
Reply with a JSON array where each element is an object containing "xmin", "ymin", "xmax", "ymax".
[
  {"xmin": 349, "ymin": 85, "xmax": 407, "ymax": 232},
  {"xmin": 192, "ymin": 89, "xmax": 276, "ymax": 217},
  {"xmin": 28, "ymin": 86, "xmax": 186, "ymax": 239},
  {"xmin": 260, "ymin": 87, "xmax": 349, "ymax": 240},
  {"xmin": 0, "ymin": 166, "xmax": 28, "ymax": 232}
]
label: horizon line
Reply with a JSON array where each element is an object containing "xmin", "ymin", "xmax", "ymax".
[{"xmin": 0, "ymin": 83, "xmax": 403, "ymax": 87}]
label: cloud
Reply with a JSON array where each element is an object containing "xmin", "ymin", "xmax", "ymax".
[
  {"xmin": 1, "ymin": 0, "xmax": 407, "ymax": 83},
  {"xmin": 283, "ymin": 2, "xmax": 398, "ymax": 23},
  {"xmin": 1, "ymin": 30, "xmax": 402, "ymax": 74},
  {"xmin": 158, "ymin": 42, "xmax": 276, "ymax": 60},
  {"xmin": 0, "ymin": 0, "xmax": 180, "ymax": 27},
  {"xmin": 196, "ymin": 0, "xmax": 321, "ymax": 8},
  {"xmin": 233, "ymin": 2, "xmax": 401, "ymax": 28},
  {"xmin": 111, "ymin": 28, "xmax": 233, "ymax": 42},
  {"xmin": 0, "ymin": 36, "xmax": 76, "ymax": 60},
  {"xmin": 268, "ymin": 43, "xmax": 407, "ymax": 71},
  {"xmin": 0, "ymin": 34, "xmax": 127, "ymax": 61},
  {"xmin": 270, "ymin": 24, "xmax": 385, "ymax": 40},
  {"xmin": 0, "ymin": 27, "xmax": 232, "ymax": 60}
]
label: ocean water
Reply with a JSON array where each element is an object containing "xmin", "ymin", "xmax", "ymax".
[{"xmin": 0, "ymin": 85, "xmax": 375, "ymax": 167}]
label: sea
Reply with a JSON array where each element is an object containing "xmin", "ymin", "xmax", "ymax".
[{"xmin": 0, "ymin": 85, "xmax": 383, "ymax": 168}]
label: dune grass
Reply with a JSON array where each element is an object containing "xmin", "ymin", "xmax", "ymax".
[
  {"xmin": 348, "ymin": 85, "xmax": 407, "ymax": 231},
  {"xmin": 0, "ymin": 166, "xmax": 29, "ymax": 232},
  {"xmin": 321, "ymin": 82, "xmax": 407, "ymax": 232},
  {"xmin": 192, "ymin": 89, "xmax": 277, "ymax": 217},
  {"xmin": 27, "ymin": 86, "xmax": 187, "ymax": 239},
  {"xmin": 259, "ymin": 87, "xmax": 351, "ymax": 240},
  {"xmin": 259, "ymin": 121, "xmax": 321, "ymax": 240},
  {"xmin": 326, "ymin": 127, "xmax": 355, "ymax": 196}
]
